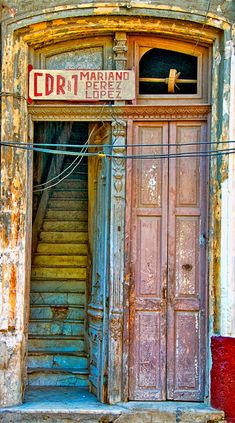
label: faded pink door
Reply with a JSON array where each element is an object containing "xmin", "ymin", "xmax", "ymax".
[{"xmin": 127, "ymin": 121, "xmax": 207, "ymax": 401}]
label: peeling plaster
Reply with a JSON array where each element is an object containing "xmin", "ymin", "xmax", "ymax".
[{"xmin": 0, "ymin": 0, "xmax": 234, "ymax": 409}]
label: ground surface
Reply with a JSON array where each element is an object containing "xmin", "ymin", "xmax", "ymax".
[{"xmin": 0, "ymin": 387, "xmax": 225, "ymax": 422}]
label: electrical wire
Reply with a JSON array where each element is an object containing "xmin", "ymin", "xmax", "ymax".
[
  {"xmin": 2, "ymin": 140, "xmax": 235, "ymax": 149},
  {"xmin": 104, "ymin": 148, "xmax": 235, "ymax": 159},
  {"xmin": 33, "ymin": 107, "xmax": 107, "ymax": 189},
  {"xmin": 0, "ymin": 92, "xmax": 28, "ymax": 102},
  {"xmin": 1, "ymin": 141, "xmax": 95, "ymax": 156},
  {"xmin": 34, "ymin": 123, "xmax": 98, "ymax": 189},
  {"xmin": 1, "ymin": 140, "xmax": 235, "ymax": 159},
  {"xmin": 193, "ymin": 0, "xmax": 211, "ymax": 54},
  {"xmin": 33, "ymin": 123, "xmax": 107, "ymax": 191},
  {"xmin": 33, "ymin": 129, "xmax": 97, "ymax": 192},
  {"xmin": 33, "ymin": 152, "xmax": 86, "ymax": 192},
  {"xmin": 34, "ymin": 152, "xmax": 84, "ymax": 189}
]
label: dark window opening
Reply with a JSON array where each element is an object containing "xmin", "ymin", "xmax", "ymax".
[{"xmin": 139, "ymin": 48, "xmax": 198, "ymax": 95}]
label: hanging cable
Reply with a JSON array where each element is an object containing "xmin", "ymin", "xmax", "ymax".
[
  {"xmin": 33, "ymin": 123, "xmax": 106, "ymax": 192},
  {"xmin": 33, "ymin": 147, "xmax": 87, "ymax": 191},
  {"xmin": 34, "ymin": 123, "xmax": 98, "ymax": 188},
  {"xmin": 2, "ymin": 140, "xmax": 235, "ymax": 149},
  {"xmin": 1, "ymin": 140, "xmax": 235, "ymax": 159},
  {"xmin": 34, "ymin": 130, "xmax": 94, "ymax": 192},
  {"xmin": 33, "ymin": 152, "xmax": 86, "ymax": 192},
  {"xmin": 0, "ymin": 92, "xmax": 28, "ymax": 102},
  {"xmin": 34, "ymin": 151, "xmax": 84, "ymax": 188},
  {"xmin": 193, "ymin": 0, "xmax": 211, "ymax": 54},
  {"xmin": 0, "ymin": 141, "xmax": 96, "ymax": 156},
  {"xmin": 105, "ymin": 148, "xmax": 235, "ymax": 159}
]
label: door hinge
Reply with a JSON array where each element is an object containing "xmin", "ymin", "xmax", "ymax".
[{"xmin": 199, "ymin": 233, "xmax": 207, "ymax": 247}]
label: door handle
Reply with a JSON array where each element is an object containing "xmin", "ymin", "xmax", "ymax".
[
  {"xmin": 161, "ymin": 269, "xmax": 167, "ymax": 307},
  {"xmin": 162, "ymin": 286, "xmax": 166, "ymax": 301}
]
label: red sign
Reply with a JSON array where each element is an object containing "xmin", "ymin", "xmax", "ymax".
[{"xmin": 29, "ymin": 69, "xmax": 135, "ymax": 101}]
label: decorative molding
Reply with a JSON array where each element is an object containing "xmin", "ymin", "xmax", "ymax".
[
  {"xmin": 109, "ymin": 314, "xmax": 123, "ymax": 343},
  {"xmin": 113, "ymin": 32, "xmax": 128, "ymax": 71},
  {"xmin": 108, "ymin": 118, "xmax": 126, "ymax": 403},
  {"xmin": 28, "ymin": 104, "xmax": 211, "ymax": 121},
  {"xmin": 112, "ymin": 120, "xmax": 126, "ymax": 198},
  {"xmin": 87, "ymin": 304, "xmax": 104, "ymax": 321},
  {"xmin": 110, "ymin": 119, "xmax": 126, "ymax": 310}
]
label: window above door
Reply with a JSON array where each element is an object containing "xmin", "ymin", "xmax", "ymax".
[
  {"xmin": 128, "ymin": 36, "xmax": 210, "ymax": 105},
  {"xmin": 139, "ymin": 48, "xmax": 198, "ymax": 95}
]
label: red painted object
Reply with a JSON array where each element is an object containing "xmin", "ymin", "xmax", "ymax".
[{"xmin": 211, "ymin": 336, "xmax": 235, "ymax": 422}]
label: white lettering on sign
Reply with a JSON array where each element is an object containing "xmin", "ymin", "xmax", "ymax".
[{"xmin": 29, "ymin": 69, "xmax": 135, "ymax": 101}]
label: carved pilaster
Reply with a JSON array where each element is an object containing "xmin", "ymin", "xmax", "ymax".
[
  {"xmin": 109, "ymin": 314, "xmax": 123, "ymax": 342},
  {"xmin": 113, "ymin": 32, "xmax": 127, "ymax": 71},
  {"xmin": 110, "ymin": 119, "xmax": 126, "ymax": 312},
  {"xmin": 108, "ymin": 119, "xmax": 127, "ymax": 404}
]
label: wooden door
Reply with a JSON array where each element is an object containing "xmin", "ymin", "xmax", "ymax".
[
  {"xmin": 88, "ymin": 132, "xmax": 111, "ymax": 402},
  {"xmin": 128, "ymin": 121, "xmax": 207, "ymax": 401}
]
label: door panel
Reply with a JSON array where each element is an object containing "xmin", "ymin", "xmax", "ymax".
[
  {"xmin": 128, "ymin": 121, "xmax": 207, "ymax": 401},
  {"xmin": 129, "ymin": 123, "xmax": 168, "ymax": 400},
  {"xmin": 167, "ymin": 122, "xmax": 207, "ymax": 401}
]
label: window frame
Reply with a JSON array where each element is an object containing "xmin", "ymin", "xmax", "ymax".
[{"xmin": 128, "ymin": 36, "xmax": 210, "ymax": 105}]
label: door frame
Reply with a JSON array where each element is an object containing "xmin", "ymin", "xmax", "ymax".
[{"xmin": 0, "ymin": 9, "xmax": 231, "ymax": 406}]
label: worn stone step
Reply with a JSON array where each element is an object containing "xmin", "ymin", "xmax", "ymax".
[
  {"xmin": 30, "ymin": 292, "xmax": 85, "ymax": 306},
  {"xmin": 28, "ymin": 352, "xmax": 88, "ymax": 370},
  {"xmin": 30, "ymin": 305, "xmax": 85, "ymax": 321},
  {"xmin": 60, "ymin": 173, "xmax": 88, "ymax": 181},
  {"xmin": 55, "ymin": 180, "xmax": 88, "ymax": 190},
  {"xmin": 28, "ymin": 370, "xmax": 89, "ymax": 387},
  {"xmin": 64, "ymin": 176, "xmax": 87, "ymax": 183},
  {"xmin": 37, "ymin": 243, "xmax": 88, "ymax": 254},
  {"xmin": 39, "ymin": 231, "xmax": 88, "ymax": 243},
  {"xmin": 29, "ymin": 321, "xmax": 84, "ymax": 337},
  {"xmin": 28, "ymin": 336, "xmax": 85, "ymax": 353},
  {"xmin": 31, "ymin": 279, "xmax": 86, "ymax": 293},
  {"xmin": 62, "ymin": 158, "xmax": 87, "ymax": 165},
  {"xmin": 63, "ymin": 165, "xmax": 88, "ymax": 173},
  {"xmin": 58, "ymin": 172, "xmax": 88, "ymax": 182},
  {"xmin": 52, "ymin": 190, "xmax": 88, "ymax": 199},
  {"xmin": 42, "ymin": 220, "xmax": 87, "ymax": 232},
  {"xmin": 45, "ymin": 210, "xmax": 88, "ymax": 221},
  {"xmin": 0, "ymin": 387, "xmax": 225, "ymax": 423},
  {"xmin": 33, "ymin": 255, "xmax": 87, "ymax": 267},
  {"xmin": 64, "ymin": 154, "xmax": 87, "ymax": 161},
  {"xmin": 31, "ymin": 267, "xmax": 87, "ymax": 280},
  {"xmin": 48, "ymin": 199, "xmax": 88, "ymax": 210},
  {"xmin": 28, "ymin": 367, "xmax": 89, "ymax": 375}
]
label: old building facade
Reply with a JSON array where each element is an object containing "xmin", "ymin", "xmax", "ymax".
[{"xmin": 0, "ymin": 1, "xmax": 235, "ymax": 421}]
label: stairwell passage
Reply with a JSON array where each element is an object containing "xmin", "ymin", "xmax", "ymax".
[{"xmin": 28, "ymin": 159, "xmax": 89, "ymax": 388}]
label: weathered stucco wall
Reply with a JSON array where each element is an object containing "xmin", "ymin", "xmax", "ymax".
[
  {"xmin": 0, "ymin": 0, "xmax": 234, "ymax": 21},
  {"xmin": 0, "ymin": 0, "xmax": 234, "ymax": 411}
]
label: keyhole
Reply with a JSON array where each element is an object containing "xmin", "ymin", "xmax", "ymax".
[{"xmin": 182, "ymin": 264, "xmax": 193, "ymax": 271}]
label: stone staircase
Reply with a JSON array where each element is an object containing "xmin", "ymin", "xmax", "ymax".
[{"xmin": 28, "ymin": 158, "xmax": 89, "ymax": 387}]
